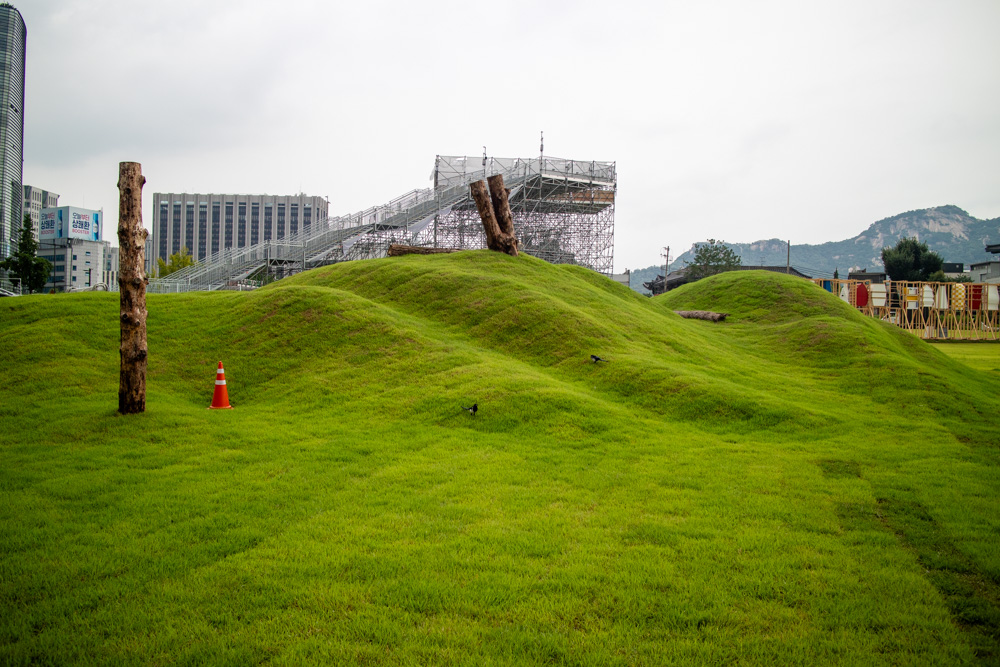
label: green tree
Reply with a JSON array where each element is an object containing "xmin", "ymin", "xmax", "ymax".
[
  {"xmin": 880, "ymin": 237, "xmax": 943, "ymax": 281},
  {"xmin": 685, "ymin": 239, "xmax": 741, "ymax": 280},
  {"xmin": 157, "ymin": 247, "xmax": 195, "ymax": 277},
  {"xmin": 927, "ymin": 269, "xmax": 972, "ymax": 283},
  {"xmin": 0, "ymin": 214, "xmax": 52, "ymax": 294}
]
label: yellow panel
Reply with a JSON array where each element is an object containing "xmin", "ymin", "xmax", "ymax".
[{"xmin": 952, "ymin": 283, "xmax": 965, "ymax": 311}]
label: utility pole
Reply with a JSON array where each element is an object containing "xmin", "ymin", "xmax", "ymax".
[
  {"xmin": 786, "ymin": 240, "xmax": 790, "ymax": 274},
  {"xmin": 661, "ymin": 246, "xmax": 670, "ymax": 295}
]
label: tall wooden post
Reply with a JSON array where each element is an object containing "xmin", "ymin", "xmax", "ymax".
[{"xmin": 117, "ymin": 162, "xmax": 148, "ymax": 414}]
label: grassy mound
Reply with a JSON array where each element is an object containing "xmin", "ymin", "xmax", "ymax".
[
  {"xmin": 660, "ymin": 269, "xmax": 853, "ymax": 323},
  {"xmin": 2, "ymin": 252, "xmax": 999, "ymax": 664}
]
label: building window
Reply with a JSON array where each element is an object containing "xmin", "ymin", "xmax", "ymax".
[
  {"xmin": 264, "ymin": 204, "xmax": 273, "ymax": 241},
  {"xmin": 277, "ymin": 204, "xmax": 285, "ymax": 238},
  {"xmin": 290, "ymin": 204, "xmax": 299, "ymax": 235},
  {"xmin": 225, "ymin": 204, "xmax": 234, "ymax": 249},
  {"xmin": 212, "ymin": 203, "xmax": 221, "ymax": 254},
  {"xmin": 198, "ymin": 204, "xmax": 208, "ymax": 260},
  {"xmin": 158, "ymin": 203, "xmax": 169, "ymax": 260},
  {"xmin": 185, "ymin": 204, "xmax": 195, "ymax": 255},
  {"xmin": 303, "ymin": 205, "xmax": 311, "ymax": 232},
  {"xmin": 251, "ymin": 203, "xmax": 260, "ymax": 245},
  {"xmin": 172, "ymin": 204, "xmax": 182, "ymax": 255},
  {"xmin": 238, "ymin": 203, "xmax": 247, "ymax": 248}
]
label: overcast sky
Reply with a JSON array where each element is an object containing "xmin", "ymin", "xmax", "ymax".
[{"xmin": 20, "ymin": 0, "xmax": 1000, "ymax": 271}]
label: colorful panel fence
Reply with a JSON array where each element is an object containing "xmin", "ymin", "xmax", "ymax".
[{"xmin": 813, "ymin": 279, "xmax": 1000, "ymax": 340}]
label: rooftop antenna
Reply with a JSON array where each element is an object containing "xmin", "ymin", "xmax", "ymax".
[{"xmin": 540, "ymin": 131, "xmax": 544, "ymax": 159}]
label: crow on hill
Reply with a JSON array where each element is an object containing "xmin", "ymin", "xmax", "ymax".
[
  {"xmin": 462, "ymin": 403, "xmax": 478, "ymax": 416},
  {"xmin": 591, "ymin": 355, "xmax": 609, "ymax": 363}
]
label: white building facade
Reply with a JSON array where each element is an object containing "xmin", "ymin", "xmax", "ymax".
[
  {"xmin": 23, "ymin": 185, "xmax": 59, "ymax": 240},
  {"xmin": 150, "ymin": 193, "xmax": 329, "ymax": 265},
  {"xmin": 37, "ymin": 237, "xmax": 115, "ymax": 291},
  {"xmin": 103, "ymin": 245, "xmax": 119, "ymax": 288}
]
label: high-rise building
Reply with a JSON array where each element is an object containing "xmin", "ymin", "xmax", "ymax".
[
  {"xmin": 150, "ymin": 193, "xmax": 329, "ymax": 265},
  {"xmin": 0, "ymin": 4, "xmax": 26, "ymax": 260},
  {"xmin": 23, "ymin": 185, "xmax": 60, "ymax": 240}
]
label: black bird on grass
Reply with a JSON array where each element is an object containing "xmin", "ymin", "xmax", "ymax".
[
  {"xmin": 591, "ymin": 355, "xmax": 609, "ymax": 363},
  {"xmin": 463, "ymin": 403, "xmax": 478, "ymax": 416}
]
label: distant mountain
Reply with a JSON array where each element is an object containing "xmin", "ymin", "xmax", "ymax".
[{"xmin": 630, "ymin": 206, "xmax": 1000, "ymax": 293}]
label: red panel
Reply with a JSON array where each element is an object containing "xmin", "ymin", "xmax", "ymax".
[
  {"xmin": 856, "ymin": 284, "xmax": 869, "ymax": 308},
  {"xmin": 969, "ymin": 285, "xmax": 983, "ymax": 311}
]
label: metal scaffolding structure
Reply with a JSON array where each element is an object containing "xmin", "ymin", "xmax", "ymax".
[
  {"xmin": 417, "ymin": 156, "xmax": 615, "ymax": 273},
  {"xmin": 149, "ymin": 154, "xmax": 615, "ymax": 293}
]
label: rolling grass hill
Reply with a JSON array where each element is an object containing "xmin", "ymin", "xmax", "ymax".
[{"xmin": 2, "ymin": 253, "xmax": 999, "ymax": 664}]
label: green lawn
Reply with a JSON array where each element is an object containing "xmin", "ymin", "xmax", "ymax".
[
  {"xmin": 2, "ymin": 254, "xmax": 998, "ymax": 665},
  {"xmin": 930, "ymin": 341, "xmax": 1000, "ymax": 374}
]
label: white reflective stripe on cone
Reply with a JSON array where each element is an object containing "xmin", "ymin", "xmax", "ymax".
[{"xmin": 216, "ymin": 380, "xmax": 227, "ymax": 385}]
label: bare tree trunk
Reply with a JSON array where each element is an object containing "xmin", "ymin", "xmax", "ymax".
[
  {"xmin": 470, "ymin": 180, "xmax": 504, "ymax": 252},
  {"xmin": 117, "ymin": 162, "xmax": 148, "ymax": 414},
  {"xmin": 487, "ymin": 174, "xmax": 518, "ymax": 256},
  {"xmin": 471, "ymin": 177, "xmax": 518, "ymax": 257}
]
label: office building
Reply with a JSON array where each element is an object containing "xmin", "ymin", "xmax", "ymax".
[
  {"xmin": 150, "ymin": 193, "xmax": 329, "ymax": 264},
  {"xmin": 0, "ymin": 4, "xmax": 26, "ymax": 259},
  {"xmin": 37, "ymin": 238, "xmax": 114, "ymax": 291},
  {"xmin": 36, "ymin": 206, "xmax": 110, "ymax": 291},
  {"xmin": 103, "ymin": 246, "xmax": 119, "ymax": 288},
  {"xmin": 23, "ymin": 185, "xmax": 60, "ymax": 240}
]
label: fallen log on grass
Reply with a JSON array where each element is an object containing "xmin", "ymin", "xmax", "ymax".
[
  {"xmin": 387, "ymin": 244, "xmax": 461, "ymax": 257},
  {"xmin": 674, "ymin": 310, "xmax": 729, "ymax": 322}
]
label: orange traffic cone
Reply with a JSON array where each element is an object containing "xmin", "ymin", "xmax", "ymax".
[{"xmin": 208, "ymin": 361, "xmax": 233, "ymax": 409}]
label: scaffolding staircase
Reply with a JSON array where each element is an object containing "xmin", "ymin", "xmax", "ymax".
[{"xmin": 149, "ymin": 156, "xmax": 615, "ymax": 293}]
